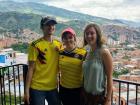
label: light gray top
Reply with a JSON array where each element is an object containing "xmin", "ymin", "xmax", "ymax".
[{"xmin": 82, "ymin": 47, "xmax": 106, "ymax": 95}]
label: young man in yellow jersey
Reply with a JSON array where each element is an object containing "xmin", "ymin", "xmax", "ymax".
[{"xmin": 25, "ymin": 16, "xmax": 62, "ymax": 105}]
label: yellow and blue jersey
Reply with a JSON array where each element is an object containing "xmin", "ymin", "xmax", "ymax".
[{"xmin": 28, "ymin": 38, "xmax": 62, "ymax": 90}]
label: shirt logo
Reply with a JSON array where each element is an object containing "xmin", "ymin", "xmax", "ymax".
[{"xmin": 36, "ymin": 48, "xmax": 46, "ymax": 64}]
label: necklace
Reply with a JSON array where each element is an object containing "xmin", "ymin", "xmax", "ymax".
[{"xmin": 85, "ymin": 49, "xmax": 94, "ymax": 60}]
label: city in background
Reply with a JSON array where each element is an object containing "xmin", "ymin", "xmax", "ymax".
[{"xmin": 0, "ymin": 0, "xmax": 140, "ymax": 105}]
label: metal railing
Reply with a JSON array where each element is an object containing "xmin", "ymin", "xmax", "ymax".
[
  {"xmin": 0, "ymin": 64, "xmax": 140, "ymax": 105},
  {"xmin": 112, "ymin": 79, "xmax": 140, "ymax": 105},
  {"xmin": 0, "ymin": 64, "xmax": 28, "ymax": 105}
]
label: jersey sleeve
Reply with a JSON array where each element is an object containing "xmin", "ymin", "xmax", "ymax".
[
  {"xmin": 54, "ymin": 40, "xmax": 63, "ymax": 51},
  {"xmin": 28, "ymin": 43, "xmax": 38, "ymax": 61},
  {"xmin": 78, "ymin": 48, "xmax": 87, "ymax": 61}
]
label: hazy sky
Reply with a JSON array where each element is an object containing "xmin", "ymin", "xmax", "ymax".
[{"xmin": 2, "ymin": 0, "xmax": 140, "ymax": 22}]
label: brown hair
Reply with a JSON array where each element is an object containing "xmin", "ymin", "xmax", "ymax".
[{"xmin": 83, "ymin": 23, "xmax": 106, "ymax": 48}]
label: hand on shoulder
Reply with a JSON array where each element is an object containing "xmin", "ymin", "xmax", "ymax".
[{"xmin": 55, "ymin": 46, "xmax": 60, "ymax": 51}]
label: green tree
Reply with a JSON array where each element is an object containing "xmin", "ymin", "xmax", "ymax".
[
  {"xmin": 113, "ymin": 68, "xmax": 129, "ymax": 78},
  {"xmin": 11, "ymin": 43, "xmax": 29, "ymax": 53},
  {"xmin": 122, "ymin": 55, "xmax": 131, "ymax": 60}
]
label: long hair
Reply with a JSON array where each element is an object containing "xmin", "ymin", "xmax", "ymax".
[{"xmin": 83, "ymin": 23, "xmax": 106, "ymax": 48}]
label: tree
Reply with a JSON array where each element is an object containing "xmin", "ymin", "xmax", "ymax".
[
  {"xmin": 113, "ymin": 68, "xmax": 129, "ymax": 78},
  {"xmin": 11, "ymin": 43, "xmax": 29, "ymax": 53}
]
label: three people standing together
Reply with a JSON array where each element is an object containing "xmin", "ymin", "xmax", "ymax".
[{"xmin": 25, "ymin": 16, "xmax": 113, "ymax": 105}]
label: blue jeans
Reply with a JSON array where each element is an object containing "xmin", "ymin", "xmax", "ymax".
[{"xmin": 29, "ymin": 88, "xmax": 61, "ymax": 105}]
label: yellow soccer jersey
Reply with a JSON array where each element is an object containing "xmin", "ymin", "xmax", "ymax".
[
  {"xmin": 28, "ymin": 38, "xmax": 62, "ymax": 90},
  {"xmin": 59, "ymin": 47, "xmax": 86, "ymax": 88}
]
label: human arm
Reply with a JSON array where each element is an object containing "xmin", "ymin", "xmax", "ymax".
[
  {"xmin": 102, "ymin": 49, "xmax": 113, "ymax": 105},
  {"xmin": 24, "ymin": 44, "xmax": 38, "ymax": 105},
  {"xmin": 25, "ymin": 61, "xmax": 35, "ymax": 104}
]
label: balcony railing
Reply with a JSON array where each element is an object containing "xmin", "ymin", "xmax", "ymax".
[
  {"xmin": 0, "ymin": 64, "xmax": 27, "ymax": 105},
  {"xmin": 0, "ymin": 64, "xmax": 140, "ymax": 105},
  {"xmin": 112, "ymin": 79, "xmax": 140, "ymax": 105}
]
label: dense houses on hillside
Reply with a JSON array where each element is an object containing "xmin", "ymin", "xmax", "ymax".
[
  {"xmin": 0, "ymin": 26, "xmax": 140, "ymax": 105},
  {"xmin": 19, "ymin": 29, "xmax": 41, "ymax": 43},
  {"xmin": 0, "ymin": 37, "xmax": 18, "ymax": 48},
  {"xmin": 111, "ymin": 45, "xmax": 140, "ymax": 105}
]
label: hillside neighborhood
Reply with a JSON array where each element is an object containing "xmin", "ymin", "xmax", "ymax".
[{"xmin": 0, "ymin": 1, "xmax": 140, "ymax": 105}]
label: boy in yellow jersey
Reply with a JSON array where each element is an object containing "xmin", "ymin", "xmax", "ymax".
[
  {"xmin": 59, "ymin": 27, "xmax": 86, "ymax": 105},
  {"xmin": 25, "ymin": 16, "xmax": 62, "ymax": 105}
]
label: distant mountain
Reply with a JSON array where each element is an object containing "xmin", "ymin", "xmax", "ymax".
[
  {"xmin": 102, "ymin": 25, "xmax": 140, "ymax": 41},
  {"xmin": 113, "ymin": 19, "xmax": 140, "ymax": 27},
  {"xmin": 0, "ymin": 12, "xmax": 42, "ymax": 35},
  {"xmin": 0, "ymin": 1, "xmax": 140, "ymax": 44},
  {"xmin": 0, "ymin": 1, "xmax": 128, "ymax": 26},
  {"xmin": 1, "ymin": 1, "xmax": 140, "ymax": 27},
  {"xmin": 0, "ymin": 12, "xmax": 88, "ymax": 36},
  {"xmin": 0, "ymin": 12, "xmax": 140, "ymax": 43},
  {"xmin": 0, "ymin": 26, "xmax": 7, "ymax": 32}
]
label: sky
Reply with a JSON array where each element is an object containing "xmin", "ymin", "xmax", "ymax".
[{"xmin": 2, "ymin": 0, "xmax": 140, "ymax": 22}]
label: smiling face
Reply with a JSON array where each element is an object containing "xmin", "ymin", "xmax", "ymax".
[
  {"xmin": 84, "ymin": 24, "xmax": 104, "ymax": 48},
  {"xmin": 42, "ymin": 24, "xmax": 55, "ymax": 36},
  {"xmin": 84, "ymin": 26, "xmax": 97, "ymax": 47},
  {"xmin": 62, "ymin": 32, "xmax": 76, "ymax": 49}
]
